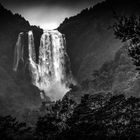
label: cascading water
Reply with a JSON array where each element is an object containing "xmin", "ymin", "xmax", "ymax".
[
  {"xmin": 13, "ymin": 32, "xmax": 24, "ymax": 71},
  {"xmin": 13, "ymin": 30, "xmax": 74, "ymax": 101}
]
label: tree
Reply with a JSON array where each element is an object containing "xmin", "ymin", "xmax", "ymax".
[
  {"xmin": 63, "ymin": 93, "xmax": 140, "ymax": 140},
  {"xmin": 35, "ymin": 96, "xmax": 77, "ymax": 140},
  {"xmin": 33, "ymin": 93, "xmax": 140, "ymax": 140},
  {"xmin": 35, "ymin": 115, "xmax": 60, "ymax": 140},
  {"xmin": 0, "ymin": 115, "xmax": 31, "ymax": 140},
  {"xmin": 124, "ymin": 97, "xmax": 140, "ymax": 139},
  {"xmin": 112, "ymin": 15, "xmax": 140, "ymax": 69}
]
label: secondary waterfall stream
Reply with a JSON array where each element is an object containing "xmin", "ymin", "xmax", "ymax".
[{"xmin": 13, "ymin": 30, "xmax": 74, "ymax": 101}]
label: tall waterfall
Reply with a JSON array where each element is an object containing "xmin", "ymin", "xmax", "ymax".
[
  {"xmin": 13, "ymin": 32, "xmax": 24, "ymax": 71},
  {"xmin": 13, "ymin": 30, "xmax": 74, "ymax": 101}
]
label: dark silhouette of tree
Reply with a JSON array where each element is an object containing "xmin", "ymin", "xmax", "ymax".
[
  {"xmin": 35, "ymin": 96, "xmax": 77, "ymax": 140},
  {"xmin": 124, "ymin": 97, "xmax": 140, "ymax": 139},
  {"xmin": 0, "ymin": 115, "xmax": 31, "ymax": 140},
  {"xmin": 35, "ymin": 114, "xmax": 60, "ymax": 140},
  {"xmin": 57, "ymin": 93, "xmax": 140, "ymax": 140},
  {"xmin": 0, "ymin": 94, "xmax": 138, "ymax": 140},
  {"xmin": 61, "ymin": 94, "xmax": 109, "ymax": 140},
  {"xmin": 112, "ymin": 15, "xmax": 140, "ymax": 69}
]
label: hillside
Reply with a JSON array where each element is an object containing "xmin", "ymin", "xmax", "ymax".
[
  {"xmin": 66, "ymin": 45, "xmax": 140, "ymax": 103},
  {"xmin": 58, "ymin": 0, "xmax": 140, "ymax": 82}
]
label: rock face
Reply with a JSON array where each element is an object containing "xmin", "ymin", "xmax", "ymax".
[
  {"xmin": 0, "ymin": 4, "xmax": 43, "ymax": 118},
  {"xmin": 58, "ymin": 0, "xmax": 140, "ymax": 82}
]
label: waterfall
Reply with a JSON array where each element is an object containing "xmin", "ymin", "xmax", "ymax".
[
  {"xmin": 28, "ymin": 30, "xmax": 73, "ymax": 101},
  {"xmin": 13, "ymin": 30, "xmax": 74, "ymax": 101},
  {"xmin": 13, "ymin": 32, "xmax": 24, "ymax": 71}
]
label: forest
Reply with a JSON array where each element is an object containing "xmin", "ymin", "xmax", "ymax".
[{"xmin": 0, "ymin": 93, "xmax": 139, "ymax": 140}]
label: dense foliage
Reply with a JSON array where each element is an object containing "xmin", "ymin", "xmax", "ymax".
[
  {"xmin": 0, "ymin": 94, "xmax": 139, "ymax": 140},
  {"xmin": 113, "ymin": 15, "xmax": 140, "ymax": 70}
]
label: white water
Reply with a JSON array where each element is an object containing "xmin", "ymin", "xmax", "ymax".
[
  {"xmin": 13, "ymin": 32, "xmax": 24, "ymax": 71},
  {"xmin": 13, "ymin": 30, "xmax": 73, "ymax": 101},
  {"xmin": 28, "ymin": 30, "xmax": 73, "ymax": 101}
]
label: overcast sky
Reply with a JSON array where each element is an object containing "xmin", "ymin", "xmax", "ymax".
[{"xmin": 0, "ymin": 0, "xmax": 103, "ymax": 29}]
